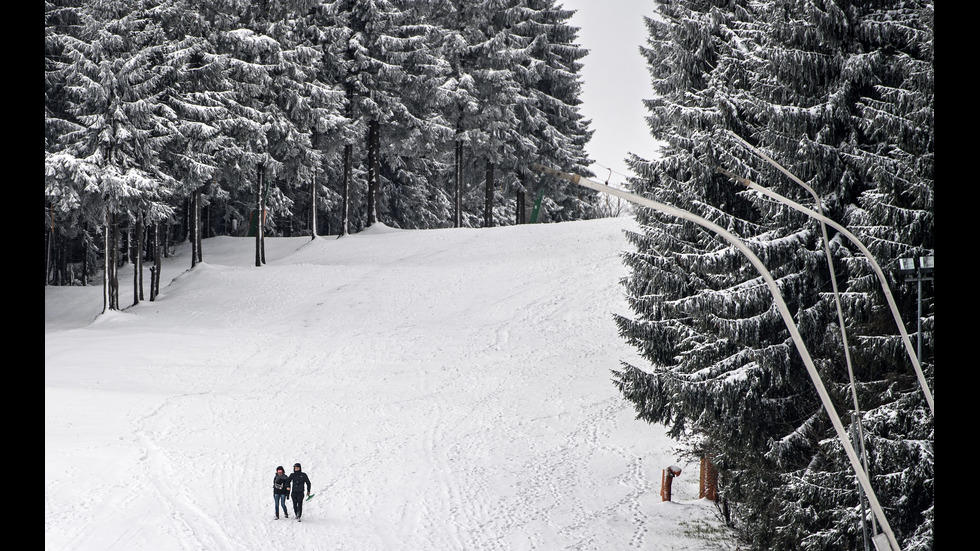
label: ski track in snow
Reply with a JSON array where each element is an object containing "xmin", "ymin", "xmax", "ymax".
[{"xmin": 45, "ymin": 218, "xmax": 738, "ymax": 551}]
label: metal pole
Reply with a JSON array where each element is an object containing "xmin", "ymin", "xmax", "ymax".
[
  {"xmin": 532, "ymin": 164, "xmax": 903, "ymax": 551},
  {"xmin": 852, "ymin": 413, "xmax": 872, "ymax": 551},
  {"xmin": 715, "ymin": 165, "xmax": 933, "ymax": 417},
  {"xmin": 721, "ymin": 134, "xmax": 879, "ymax": 538},
  {"xmin": 917, "ymin": 275, "xmax": 923, "ymax": 364},
  {"xmin": 724, "ymin": 132, "xmax": 931, "ymax": 415}
]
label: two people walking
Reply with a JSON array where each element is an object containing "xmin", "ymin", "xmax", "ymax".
[{"xmin": 273, "ymin": 463, "xmax": 312, "ymax": 521}]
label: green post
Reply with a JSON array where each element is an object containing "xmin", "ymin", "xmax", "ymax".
[{"xmin": 529, "ymin": 190, "xmax": 544, "ymax": 223}]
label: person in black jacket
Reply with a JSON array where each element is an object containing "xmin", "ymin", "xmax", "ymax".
[
  {"xmin": 273, "ymin": 466, "xmax": 290, "ymax": 520},
  {"xmin": 287, "ymin": 462, "xmax": 312, "ymax": 521}
]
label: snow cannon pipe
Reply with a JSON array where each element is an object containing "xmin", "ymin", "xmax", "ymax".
[
  {"xmin": 531, "ymin": 163, "xmax": 902, "ymax": 551},
  {"xmin": 723, "ymin": 130, "xmax": 931, "ymax": 416},
  {"xmin": 715, "ymin": 163, "xmax": 933, "ymax": 417}
]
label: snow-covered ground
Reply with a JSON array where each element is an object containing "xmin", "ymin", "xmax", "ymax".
[{"xmin": 45, "ymin": 216, "xmax": 738, "ymax": 550}]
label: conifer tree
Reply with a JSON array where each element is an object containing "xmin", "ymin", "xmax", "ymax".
[
  {"xmin": 511, "ymin": 0, "xmax": 594, "ymax": 222},
  {"xmin": 210, "ymin": 0, "xmax": 325, "ymax": 259},
  {"xmin": 428, "ymin": 0, "xmax": 521, "ymax": 228},
  {"xmin": 324, "ymin": 0, "xmax": 424, "ymax": 228},
  {"xmin": 153, "ymin": 1, "xmax": 234, "ymax": 265},
  {"xmin": 614, "ymin": 1, "xmax": 933, "ymax": 549},
  {"xmin": 45, "ymin": 0, "xmax": 178, "ymax": 310}
]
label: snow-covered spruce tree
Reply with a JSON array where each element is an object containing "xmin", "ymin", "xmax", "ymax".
[
  {"xmin": 293, "ymin": 4, "xmax": 353, "ymax": 237},
  {"xmin": 424, "ymin": 0, "xmax": 529, "ymax": 229},
  {"xmin": 423, "ymin": 0, "xmax": 483, "ymax": 228},
  {"xmin": 613, "ymin": 1, "xmax": 932, "ymax": 550},
  {"xmin": 473, "ymin": 1, "xmax": 539, "ymax": 228},
  {"xmin": 152, "ymin": 0, "xmax": 238, "ymax": 268},
  {"xmin": 46, "ymin": 0, "xmax": 90, "ymax": 285},
  {"xmin": 207, "ymin": 1, "xmax": 324, "ymax": 261},
  {"xmin": 746, "ymin": 2, "xmax": 934, "ymax": 550},
  {"xmin": 371, "ymin": 0, "xmax": 455, "ymax": 230},
  {"xmin": 321, "ymin": 0, "xmax": 429, "ymax": 228},
  {"xmin": 266, "ymin": 9, "xmax": 347, "ymax": 238},
  {"xmin": 510, "ymin": 0, "xmax": 594, "ymax": 222},
  {"xmin": 45, "ymin": 0, "xmax": 178, "ymax": 311},
  {"xmin": 304, "ymin": 1, "xmax": 368, "ymax": 235}
]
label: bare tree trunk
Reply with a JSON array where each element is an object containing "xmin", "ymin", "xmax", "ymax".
[
  {"xmin": 310, "ymin": 169, "xmax": 318, "ymax": 240},
  {"xmin": 195, "ymin": 188, "xmax": 203, "ymax": 264},
  {"xmin": 311, "ymin": 127, "xmax": 319, "ymax": 240},
  {"xmin": 190, "ymin": 191, "xmax": 198, "ymax": 269},
  {"xmin": 341, "ymin": 143, "xmax": 351, "ymax": 236},
  {"xmin": 367, "ymin": 119, "xmax": 380, "ymax": 227},
  {"xmin": 256, "ymin": 163, "xmax": 264, "ymax": 267},
  {"xmin": 484, "ymin": 160, "xmax": 494, "ymax": 228},
  {"xmin": 133, "ymin": 211, "xmax": 143, "ymax": 306},
  {"xmin": 111, "ymin": 213, "xmax": 119, "ymax": 310},
  {"xmin": 104, "ymin": 210, "xmax": 120, "ymax": 312},
  {"xmin": 138, "ymin": 214, "xmax": 145, "ymax": 299},
  {"xmin": 454, "ymin": 140, "xmax": 463, "ymax": 228},
  {"xmin": 516, "ymin": 190, "xmax": 524, "ymax": 225},
  {"xmin": 103, "ymin": 212, "xmax": 110, "ymax": 312},
  {"xmin": 46, "ymin": 203, "xmax": 53, "ymax": 286},
  {"xmin": 260, "ymin": 185, "xmax": 266, "ymax": 264},
  {"xmin": 150, "ymin": 221, "xmax": 161, "ymax": 301},
  {"xmin": 82, "ymin": 222, "xmax": 90, "ymax": 286}
]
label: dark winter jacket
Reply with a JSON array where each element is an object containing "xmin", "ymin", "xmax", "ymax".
[
  {"xmin": 288, "ymin": 470, "xmax": 311, "ymax": 497},
  {"xmin": 273, "ymin": 473, "xmax": 290, "ymax": 495}
]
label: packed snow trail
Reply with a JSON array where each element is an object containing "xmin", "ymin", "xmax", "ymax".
[{"xmin": 45, "ymin": 217, "xmax": 738, "ymax": 550}]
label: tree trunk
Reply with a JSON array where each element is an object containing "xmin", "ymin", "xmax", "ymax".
[
  {"xmin": 367, "ymin": 119, "xmax": 380, "ymax": 227},
  {"xmin": 150, "ymin": 221, "xmax": 161, "ymax": 301},
  {"xmin": 180, "ymin": 197, "xmax": 189, "ymax": 246},
  {"xmin": 133, "ymin": 211, "xmax": 143, "ymax": 306},
  {"xmin": 341, "ymin": 143, "xmax": 352, "ymax": 236},
  {"xmin": 516, "ymin": 190, "xmax": 524, "ymax": 225},
  {"xmin": 484, "ymin": 160, "xmax": 494, "ymax": 228},
  {"xmin": 255, "ymin": 162, "xmax": 264, "ymax": 267},
  {"xmin": 454, "ymin": 140, "xmax": 463, "ymax": 228},
  {"xmin": 196, "ymin": 188, "xmax": 203, "ymax": 264},
  {"xmin": 45, "ymin": 208, "xmax": 53, "ymax": 286},
  {"xmin": 310, "ymin": 169, "xmax": 318, "ymax": 240},
  {"xmin": 111, "ymin": 213, "xmax": 119, "ymax": 310},
  {"xmin": 104, "ymin": 210, "xmax": 120, "ymax": 312},
  {"xmin": 163, "ymin": 221, "xmax": 171, "ymax": 258},
  {"xmin": 82, "ymin": 222, "xmax": 89, "ymax": 286},
  {"xmin": 103, "ymin": 213, "xmax": 110, "ymax": 312},
  {"xmin": 190, "ymin": 191, "xmax": 199, "ymax": 269},
  {"xmin": 311, "ymin": 127, "xmax": 319, "ymax": 240},
  {"xmin": 260, "ymin": 186, "xmax": 266, "ymax": 263}
]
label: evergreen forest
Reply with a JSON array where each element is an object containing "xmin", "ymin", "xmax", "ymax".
[{"xmin": 44, "ymin": 0, "xmax": 596, "ymax": 303}]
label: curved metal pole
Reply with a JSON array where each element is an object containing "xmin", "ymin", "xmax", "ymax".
[
  {"xmin": 531, "ymin": 164, "xmax": 902, "ymax": 551},
  {"xmin": 714, "ymin": 160, "xmax": 933, "ymax": 417},
  {"xmin": 722, "ymin": 135, "xmax": 876, "ymax": 529},
  {"xmin": 724, "ymin": 134, "xmax": 861, "ymax": 411},
  {"xmin": 717, "ymin": 155, "xmax": 879, "ymax": 542}
]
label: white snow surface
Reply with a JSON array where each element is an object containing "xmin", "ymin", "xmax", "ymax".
[{"xmin": 45, "ymin": 216, "xmax": 738, "ymax": 551}]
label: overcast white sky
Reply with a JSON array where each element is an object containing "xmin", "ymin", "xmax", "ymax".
[{"xmin": 561, "ymin": 0, "xmax": 660, "ymax": 187}]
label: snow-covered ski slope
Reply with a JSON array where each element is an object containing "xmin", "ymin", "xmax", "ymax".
[{"xmin": 45, "ymin": 216, "xmax": 738, "ymax": 550}]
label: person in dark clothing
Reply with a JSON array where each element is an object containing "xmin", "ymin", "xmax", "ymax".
[
  {"xmin": 287, "ymin": 462, "xmax": 312, "ymax": 521},
  {"xmin": 273, "ymin": 466, "xmax": 290, "ymax": 519}
]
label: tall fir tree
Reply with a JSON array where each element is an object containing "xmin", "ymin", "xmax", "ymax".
[
  {"xmin": 45, "ymin": 0, "xmax": 178, "ymax": 309},
  {"xmin": 614, "ymin": 1, "xmax": 933, "ymax": 549},
  {"xmin": 511, "ymin": 0, "xmax": 594, "ymax": 222}
]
